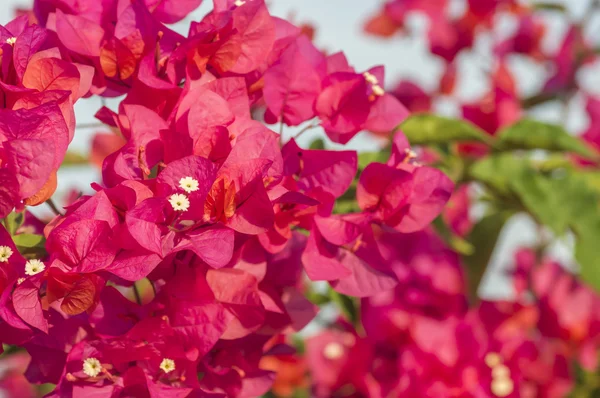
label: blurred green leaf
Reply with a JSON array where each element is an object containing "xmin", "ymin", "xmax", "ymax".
[
  {"xmin": 432, "ymin": 217, "xmax": 474, "ymax": 255},
  {"xmin": 400, "ymin": 114, "xmax": 492, "ymax": 146},
  {"xmin": 510, "ymin": 170, "xmax": 571, "ymax": 235},
  {"xmin": 13, "ymin": 234, "xmax": 46, "ymax": 258},
  {"xmin": 469, "ymin": 153, "xmax": 531, "ymax": 197},
  {"xmin": 62, "ymin": 151, "xmax": 89, "ymax": 165},
  {"xmin": 471, "ymin": 152, "xmax": 600, "ymax": 290},
  {"xmin": 1, "ymin": 212, "xmax": 24, "ymax": 235},
  {"xmin": 463, "ymin": 211, "xmax": 513, "ymax": 300},
  {"xmin": 309, "ymin": 138, "xmax": 326, "ymax": 150},
  {"xmin": 358, "ymin": 150, "xmax": 390, "ymax": 170},
  {"xmin": 306, "ymin": 291, "xmax": 330, "ymax": 305},
  {"xmin": 533, "ymin": 2, "xmax": 567, "ymax": 12},
  {"xmin": 328, "ymin": 288, "xmax": 358, "ymax": 326},
  {"xmin": 495, "ymin": 120, "xmax": 597, "ymax": 158}
]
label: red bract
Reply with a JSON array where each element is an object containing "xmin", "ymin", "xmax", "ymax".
[
  {"xmin": 359, "ymin": 132, "xmax": 454, "ymax": 232},
  {"xmin": 0, "ymin": 0, "xmax": 465, "ymax": 395},
  {"xmin": 315, "ymin": 66, "xmax": 409, "ymax": 143}
]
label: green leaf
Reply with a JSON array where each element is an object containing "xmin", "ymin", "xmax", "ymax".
[
  {"xmin": 357, "ymin": 150, "xmax": 390, "ymax": 170},
  {"xmin": 533, "ymin": 2, "xmax": 567, "ymax": 12},
  {"xmin": 471, "ymin": 153, "xmax": 588, "ymax": 235},
  {"xmin": 400, "ymin": 114, "xmax": 492, "ymax": 146},
  {"xmin": 1, "ymin": 212, "xmax": 24, "ymax": 235},
  {"xmin": 496, "ymin": 119, "xmax": 597, "ymax": 158},
  {"xmin": 12, "ymin": 234, "xmax": 46, "ymax": 258},
  {"xmin": 333, "ymin": 199, "xmax": 360, "ymax": 214},
  {"xmin": 470, "ymin": 152, "xmax": 600, "ymax": 292},
  {"xmin": 62, "ymin": 151, "xmax": 89, "ymax": 165},
  {"xmin": 463, "ymin": 211, "xmax": 513, "ymax": 300},
  {"xmin": 510, "ymin": 170, "xmax": 571, "ymax": 235},
  {"xmin": 309, "ymin": 138, "xmax": 325, "ymax": 150},
  {"xmin": 306, "ymin": 291, "xmax": 330, "ymax": 305},
  {"xmin": 469, "ymin": 153, "xmax": 531, "ymax": 197},
  {"xmin": 328, "ymin": 288, "xmax": 358, "ymax": 326},
  {"xmin": 432, "ymin": 217, "xmax": 474, "ymax": 256}
]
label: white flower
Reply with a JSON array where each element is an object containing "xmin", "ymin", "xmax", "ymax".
[
  {"xmin": 179, "ymin": 176, "xmax": 200, "ymax": 193},
  {"xmin": 492, "ymin": 364, "xmax": 510, "ymax": 379},
  {"xmin": 234, "ymin": 0, "xmax": 246, "ymax": 6},
  {"xmin": 363, "ymin": 71, "xmax": 379, "ymax": 85},
  {"xmin": 160, "ymin": 358, "xmax": 175, "ymax": 373},
  {"xmin": 484, "ymin": 352, "xmax": 501, "ymax": 367},
  {"xmin": 372, "ymin": 84, "xmax": 385, "ymax": 97},
  {"xmin": 82, "ymin": 358, "xmax": 102, "ymax": 377},
  {"xmin": 491, "ymin": 377, "xmax": 514, "ymax": 397},
  {"xmin": 168, "ymin": 194, "xmax": 190, "ymax": 211},
  {"xmin": 17, "ymin": 277, "xmax": 25, "ymax": 285},
  {"xmin": 323, "ymin": 342, "xmax": 344, "ymax": 360},
  {"xmin": 5, "ymin": 37, "xmax": 16, "ymax": 46},
  {"xmin": 0, "ymin": 246, "xmax": 13, "ymax": 262},
  {"xmin": 24, "ymin": 259, "xmax": 45, "ymax": 276}
]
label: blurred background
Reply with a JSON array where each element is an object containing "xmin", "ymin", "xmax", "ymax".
[{"xmin": 0, "ymin": 0, "xmax": 596, "ymax": 299}]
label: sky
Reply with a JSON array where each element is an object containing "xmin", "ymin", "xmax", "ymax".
[{"xmin": 0, "ymin": 0, "xmax": 592, "ymax": 298}]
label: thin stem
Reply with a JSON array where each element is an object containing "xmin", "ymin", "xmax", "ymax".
[
  {"xmin": 45, "ymin": 199, "xmax": 63, "ymax": 217},
  {"xmin": 294, "ymin": 121, "xmax": 320, "ymax": 140},
  {"xmin": 75, "ymin": 122, "xmax": 105, "ymax": 130},
  {"xmin": 278, "ymin": 118, "xmax": 285, "ymax": 146},
  {"xmin": 132, "ymin": 282, "xmax": 142, "ymax": 305}
]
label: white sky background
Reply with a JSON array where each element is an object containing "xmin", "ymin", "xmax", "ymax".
[{"xmin": 0, "ymin": 0, "xmax": 597, "ymax": 298}]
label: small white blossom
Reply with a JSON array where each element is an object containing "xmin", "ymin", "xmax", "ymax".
[
  {"xmin": 82, "ymin": 358, "xmax": 102, "ymax": 377},
  {"xmin": 491, "ymin": 377, "xmax": 514, "ymax": 397},
  {"xmin": 372, "ymin": 84, "xmax": 385, "ymax": 97},
  {"xmin": 323, "ymin": 342, "xmax": 344, "ymax": 360},
  {"xmin": 0, "ymin": 246, "xmax": 13, "ymax": 262},
  {"xmin": 484, "ymin": 352, "xmax": 501, "ymax": 367},
  {"xmin": 160, "ymin": 358, "xmax": 175, "ymax": 373},
  {"xmin": 179, "ymin": 176, "xmax": 200, "ymax": 193},
  {"xmin": 363, "ymin": 71, "xmax": 379, "ymax": 85},
  {"xmin": 234, "ymin": 0, "xmax": 246, "ymax": 6},
  {"xmin": 5, "ymin": 37, "xmax": 16, "ymax": 46},
  {"xmin": 492, "ymin": 364, "xmax": 510, "ymax": 379},
  {"xmin": 17, "ymin": 277, "xmax": 25, "ymax": 285},
  {"xmin": 24, "ymin": 259, "xmax": 45, "ymax": 276},
  {"xmin": 168, "ymin": 194, "xmax": 190, "ymax": 211}
]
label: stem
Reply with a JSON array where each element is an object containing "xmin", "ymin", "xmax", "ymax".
[
  {"xmin": 278, "ymin": 118, "xmax": 284, "ymax": 146},
  {"xmin": 294, "ymin": 121, "xmax": 320, "ymax": 140},
  {"xmin": 132, "ymin": 282, "xmax": 142, "ymax": 305},
  {"xmin": 45, "ymin": 199, "xmax": 63, "ymax": 217},
  {"xmin": 75, "ymin": 122, "xmax": 105, "ymax": 130}
]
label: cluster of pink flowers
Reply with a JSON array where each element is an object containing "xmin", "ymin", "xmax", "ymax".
[
  {"xmin": 0, "ymin": 0, "xmax": 460, "ymax": 396},
  {"xmin": 296, "ymin": 244, "xmax": 600, "ymax": 397},
  {"xmin": 1, "ymin": 0, "xmax": 599, "ymax": 396},
  {"xmin": 366, "ymin": 0, "xmax": 598, "ymax": 148}
]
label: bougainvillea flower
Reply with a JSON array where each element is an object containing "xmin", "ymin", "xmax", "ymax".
[
  {"xmin": 462, "ymin": 64, "xmax": 521, "ymax": 139},
  {"xmin": 358, "ymin": 132, "xmax": 453, "ymax": 232},
  {"xmin": 0, "ymin": 2, "xmax": 473, "ymax": 396},
  {"xmin": 0, "ymin": 225, "xmax": 24, "ymax": 294},
  {"xmin": 543, "ymin": 27, "xmax": 591, "ymax": 93},
  {"xmin": 315, "ymin": 65, "xmax": 408, "ymax": 143},
  {"xmin": 427, "ymin": 14, "xmax": 475, "ymax": 63},
  {"xmin": 363, "ymin": 0, "xmax": 447, "ymax": 38},
  {"xmin": 282, "ymin": 139, "xmax": 357, "ymax": 198},
  {"xmin": 443, "ymin": 184, "xmax": 473, "ymax": 237},
  {"xmin": 183, "ymin": 0, "xmax": 275, "ymax": 76},
  {"xmin": 263, "ymin": 35, "xmax": 324, "ymax": 126},
  {"xmin": 146, "ymin": 0, "xmax": 204, "ymax": 24},
  {"xmin": 512, "ymin": 248, "xmax": 600, "ymax": 371},
  {"xmin": 494, "ymin": 14, "xmax": 545, "ymax": 60},
  {"xmin": 0, "ymin": 102, "xmax": 69, "ymax": 217},
  {"xmin": 47, "ymin": 219, "xmax": 117, "ymax": 273}
]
